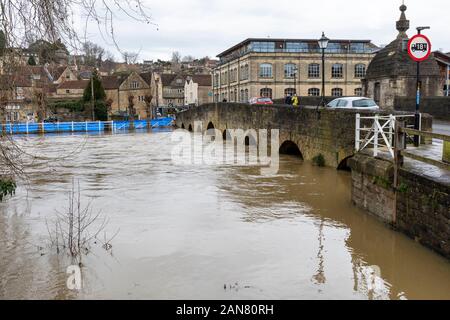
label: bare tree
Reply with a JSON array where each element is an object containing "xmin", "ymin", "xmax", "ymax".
[
  {"xmin": 122, "ymin": 51, "xmax": 139, "ymax": 65},
  {"xmin": 0, "ymin": 0, "xmax": 153, "ymax": 200},
  {"xmin": 82, "ymin": 41, "xmax": 105, "ymax": 67}
]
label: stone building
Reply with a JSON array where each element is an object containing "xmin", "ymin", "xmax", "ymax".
[
  {"xmin": 212, "ymin": 37, "xmax": 378, "ymax": 102},
  {"xmin": 184, "ymin": 74, "xmax": 212, "ymax": 106},
  {"xmin": 362, "ymin": 4, "xmax": 443, "ymax": 109},
  {"xmin": 152, "ymin": 73, "xmax": 186, "ymax": 108},
  {"xmin": 102, "ymin": 71, "xmax": 152, "ymax": 119}
]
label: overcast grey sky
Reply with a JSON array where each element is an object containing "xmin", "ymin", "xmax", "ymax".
[{"xmin": 80, "ymin": 0, "xmax": 449, "ymax": 61}]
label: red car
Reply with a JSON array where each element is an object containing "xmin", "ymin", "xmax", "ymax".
[{"xmin": 249, "ymin": 97, "xmax": 274, "ymax": 105}]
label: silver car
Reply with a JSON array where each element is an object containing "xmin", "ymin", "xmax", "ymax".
[{"xmin": 327, "ymin": 97, "xmax": 380, "ymax": 111}]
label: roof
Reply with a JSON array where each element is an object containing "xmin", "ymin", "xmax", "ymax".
[
  {"xmin": 217, "ymin": 38, "xmax": 374, "ymax": 57},
  {"xmin": 139, "ymin": 72, "xmax": 152, "ymax": 86},
  {"xmin": 47, "ymin": 65, "xmax": 67, "ymax": 81},
  {"xmin": 189, "ymin": 74, "xmax": 211, "ymax": 87},
  {"xmin": 57, "ymin": 80, "xmax": 89, "ymax": 90},
  {"xmin": 101, "ymin": 75, "xmax": 125, "ymax": 90},
  {"xmin": 160, "ymin": 74, "xmax": 178, "ymax": 86},
  {"xmin": 365, "ymin": 4, "xmax": 440, "ymax": 80}
]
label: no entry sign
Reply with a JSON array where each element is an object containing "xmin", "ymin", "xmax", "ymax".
[{"xmin": 408, "ymin": 34, "xmax": 432, "ymax": 62}]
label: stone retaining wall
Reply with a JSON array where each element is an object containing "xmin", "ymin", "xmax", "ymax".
[{"xmin": 349, "ymin": 153, "xmax": 450, "ymax": 259}]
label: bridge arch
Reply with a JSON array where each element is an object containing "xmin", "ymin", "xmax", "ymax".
[
  {"xmin": 338, "ymin": 155, "xmax": 353, "ymax": 171},
  {"xmin": 279, "ymin": 140, "xmax": 303, "ymax": 159},
  {"xmin": 207, "ymin": 122, "xmax": 215, "ymax": 130},
  {"xmin": 188, "ymin": 124, "xmax": 193, "ymax": 132},
  {"xmin": 181, "ymin": 123, "xmax": 185, "ymax": 129}
]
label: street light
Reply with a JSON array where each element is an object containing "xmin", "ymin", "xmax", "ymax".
[{"xmin": 318, "ymin": 32, "xmax": 329, "ymax": 107}]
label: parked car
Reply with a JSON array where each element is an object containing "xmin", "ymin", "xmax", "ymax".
[
  {"xmin": 249, "ymin": 97, "xmax": 274, "ymax": 105},
  {"xmin": 327, "ymin": 97, "xmax": 380, "ymax": 111},
  {"xmin": 43, "ymin": 117, "xmax": 58, "ymax": 123}
]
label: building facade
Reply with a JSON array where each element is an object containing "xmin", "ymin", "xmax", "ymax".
[
  {"xmin": 184, "ymin": 75, "xmax": 212, "ymax": 106},
  {"xmin": 212, "ymin": 38, "xmax": 378, "ymax": 102}
]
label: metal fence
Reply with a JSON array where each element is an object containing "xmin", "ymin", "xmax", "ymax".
[{"xmin": 0, "ymin": 118, "xmax": 174, "ymax": 135}]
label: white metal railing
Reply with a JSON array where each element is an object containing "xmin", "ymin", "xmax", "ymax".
[{"xmin": 355, "ymin": 113, "xmax": 419, "ymax": 158}]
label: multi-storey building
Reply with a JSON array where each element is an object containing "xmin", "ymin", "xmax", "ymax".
[{"xmin": 212, "ymin": 38, "xmax": 379, "ymax": 102}]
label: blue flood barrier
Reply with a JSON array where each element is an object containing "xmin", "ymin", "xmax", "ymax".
[{"xmin": 0, "ymin": 117, "xmax": 174, "ymax": 135}]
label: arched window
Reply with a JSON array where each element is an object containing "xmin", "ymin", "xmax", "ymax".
[
  {"xmin": 245, "ymin": 64, "xmax": 249, "ymax": 79},
  {"xmin": 331, "ymin": 88, "xmax": 343, "ymax": 97},
  {"xmin": 244, "ymin": 89, "xmax": 249, "ymax": 102},
  {"xmin": 354, "ymin": 88, "xmax": 363, "ymax": 96},
  {"xmin": 260, "ymin": 88, "xmax": 272, "ymax": 98},
  {"xmin": 285, "ymin": 88, "xmax": 296, "ymax": 96},
  {"xmin": 308, "ymin": 64, "xmax": 320, "ymax": 78},
  {"xmin": 308, "ymin": 88, "xmax": 320, "ymax": 96},
  {"xmin": 259, "ymin": 63, "xmax": 272, "ymax": 78},
  {"xmin": 240, "ymin": 89, "xmax": 244, "ymax": 102},
  {"xmin": 284, "ymin": 63, "xmax": 297, "ymax": 78},
  {"xmin": 331, "ymin": 63, "xmax": 343, "ymax": 78},
  {"xmin": 355, "ymin": 64, "xmax": 366, "ymax": 78}
]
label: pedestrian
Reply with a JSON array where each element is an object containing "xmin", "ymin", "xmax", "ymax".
[
  {"xmin": 222, "ymin": 98, "xmax": 227, "ymax": 103},
  {"xmin": 292, "ymin": 94, "xmax": 299, "ymax": 107},
  {"xmin": 285, "ymin": 94, "xmax": 292, "ymax": 105}
]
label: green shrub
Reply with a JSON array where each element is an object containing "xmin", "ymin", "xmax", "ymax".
[
  {"xmin": 312, "ymin": 154, "xmax": 326, "ymax": 167},
  {"xmin": 0, "ymin": 178, "xmax": 16, "ymax": 202}
]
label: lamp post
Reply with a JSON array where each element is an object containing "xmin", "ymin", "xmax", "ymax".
[
  {"xmin": 293, "ymin": 66, "xmax": 298, "ymax": 96},
  {"xmin": 318, "ymin": 32, "xmax": 329, "ymax": 107}
]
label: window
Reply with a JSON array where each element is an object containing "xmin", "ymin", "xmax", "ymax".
[
  {"xmin": 244, "ymin": 89, "xmax": 249, "ymax": 102},
  {"xmin": 374, "ymin": 82, "xmax": 381, "ymax": 103},
  {"xmin": 286, "ymin": 42, "xmax": 309, "ymax": 53},
  {"xmin": 240, "ymin": 89, "xmax": 244, "ymax": 102},
  {"xmin": 251, "ymin": 41, "xmax": 275, "ymax": 53},
  {"xmin": 308, "ymin": 64, "xmax": 320, "ymax": 78},
  {"xmin": 285, "ymin": 88, "xmax": 296, "ymax": 96},
  {"xmin": 284, "ymin": 64, "xmax": 297, "ymax": 78},
  {"xmin": 336, "ymin": 99, "xmax": 348, "ymax": 107},
  {"xmin": 355, "ymin": 64, "xmax": 366, "ymax": 78},
  {"xmin": 354, "ymin": 88, "xmax": 363, "ymax": 96},
  {"xmin": 260, "ymin": 88, "xmax": 272, "ymax": 98},
  {"xmin": 331, "ymin": 88, "xmax": 343, "ymax": 97},
  {"xmin": 66, "ymin": 89, "xmax": 70, "ymax": 94},
  {"xmin": 352, "ymin": 99, "xmax": 377, "ymax": 108},
  {"xmin": 214, "ymin": 74, "xmax": 219, "ymax": 87},
  {"xmin": 259, "ymin": 63, "xmax": 272, "ymax": 78},
  {"xmin": 332, "ymin": 64, "xmax": 343, "ymax": 78},
  {"xmin": 308, "ymin": 88, "xmax": 320, "ymax": 96},
  {"xmin": 131, "ymin": 81, "xmax": 139, "ymax": 89}
]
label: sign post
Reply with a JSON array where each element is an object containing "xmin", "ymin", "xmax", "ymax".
[{"xmin": 407, "ymin": 29, "xmax": 431, "ymax": 147}]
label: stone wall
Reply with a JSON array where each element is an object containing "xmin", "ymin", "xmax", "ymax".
[
  {"xmin": 394, "ymin": 96, "xmax": 450, "ymax": 121},
  {"xmin": 349, "ymin": 153, "xmax": 450, "ymax": 258}
]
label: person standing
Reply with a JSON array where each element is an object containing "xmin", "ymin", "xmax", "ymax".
[
  {"xmin": 285, "ymin": 94, "xmax": 292, "ymax": 105},
  {"xmin": 292, "ymin": 94, "xmax": 299, "ymax": 107}
]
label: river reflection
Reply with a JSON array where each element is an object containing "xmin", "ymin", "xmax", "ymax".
[{"xmin": 0, "ymin": 130, "xmax": 449, "ymax": 300}]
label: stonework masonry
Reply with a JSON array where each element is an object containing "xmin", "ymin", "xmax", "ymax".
[
  {"xmin": 349, "ymin": 154, "xmax": 450, "ymax": 259},
  {"xmin": 176, "ymin": 103, "xmax": 432, "ymax": 169}
]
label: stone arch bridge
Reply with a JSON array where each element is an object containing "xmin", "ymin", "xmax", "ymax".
[{"xmin": 175, "ymin": 103, "xmax": 425, "ymax": 169}]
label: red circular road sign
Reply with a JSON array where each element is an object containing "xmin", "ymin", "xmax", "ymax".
[{"xmin": 408, "ymin": 34, "xmax": 432, "ymax": 62}]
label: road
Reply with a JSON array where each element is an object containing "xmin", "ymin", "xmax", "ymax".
[{"xmin": 433, "ymin": 120, "xmax": 450, "ymax": 135}]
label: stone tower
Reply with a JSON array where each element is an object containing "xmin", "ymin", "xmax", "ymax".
[{"xmin": 362, "ymin": 3, "xmax": 442, "ymax": 109}]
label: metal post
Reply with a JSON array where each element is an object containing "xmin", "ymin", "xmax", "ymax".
[
  {"xmin": 446, "ymin": 65, "xmax": 449, "ymax": 97},
  {"xmin": 71, "ymin": 121, "xmax": 74, "ymax": 132},
  {"xmin": 321, "ymin": 48, "xmax": 325, "ymax": 107},
  {"xmin": 85, "ymin": 121, "xmax": 88, "ymax": 132},
  {"xmin": 389, "ymin": 114, "xmax": 395, "ymax": 148},
  {"xmin": 355, "ymin": 114, "xmax": 361, "ymax": 151},
  {"xmin": 91, "ymin": 70, "xmax": 95, "ymax": 121},
  {"xmin": 98, "ymin": 120, "xmax": 101, "ymax": 132},
  {"xmin": 374, "ymin": 115, "xmax": 379, "ymax": 157},
  {"xmin": 414, "ymin": 61, "xmax": 421, "ymax": 147},
  {"xmin": 26, "ymin": 121, "xmax": 29, "ymax": 134}
]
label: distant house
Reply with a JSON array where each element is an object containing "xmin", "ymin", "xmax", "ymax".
[
  {"xmin": 103, "ymin": 71, "xmax": 152, "ymax": 119},
  {"xmin": 152, "ymin": 73, "xmax": 186, "ymax": 108},
  {"xmin": 55, "ymin": 80, "xmax": 89, "ymax": 98},
  {"xmin": 184, "ymin": 74, "xmax": 212, "ymax": 106}
]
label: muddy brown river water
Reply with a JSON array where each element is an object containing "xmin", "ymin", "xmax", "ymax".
[{"xmin": 0, "ymin": 130, "xmax": 449, "ymax": 299}]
